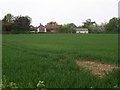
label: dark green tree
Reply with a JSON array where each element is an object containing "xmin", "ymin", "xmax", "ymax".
[
  {"xmin": 82, "ymin": 19, "xmax": 97, "ymax": 33},
  {"xmin": 12, "ymin": 16, "xmax": 32, "ymax": 33},
  {"xmin": 105, "ymin": 17, "xmax": 119, "ymax": 33},
  {"xmin": 2, "ymin": 13, "xmax": 14, "ymax": 24},
  {"xmin": 66, "ymin": 23, "xmax": 76, "ymax": 33},
  {"xmin": 57, "ymin": 23, "xmax": 76, "ymax": 33},
  {"xmin": 2, "ymin": 13, "xmax": 14, "ymax": 33},
  {"xmin": 57, "ymin": 25, "xmax": 69, "ymax": 33}
]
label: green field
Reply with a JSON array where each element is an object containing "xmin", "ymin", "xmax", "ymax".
[{"xmin": 2, "ymin": 34, "xmax": 119, "ymax": 88}]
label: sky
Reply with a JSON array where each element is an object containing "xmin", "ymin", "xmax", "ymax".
[{"xmin": 0, "ymin": 0, "xmax": 119, "ymax": 26}]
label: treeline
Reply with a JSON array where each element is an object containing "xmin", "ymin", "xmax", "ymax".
[
  {"xmin": 2, "ymin": 13, "xmax": 120, "ymax": 34},
  {"xmin": 58, "ymin": 23, "xmax": 76, "ymax": 33},
  {"xmin": 58, "ymin": 18, "xmax": 119, "ymax": 34},
  {"xmin": 79, "ymin": 18, "xmax": 119, "ymax": 33},
  {"xmin": 2, "ymin": 14, "xmax": 35, "ymax": 34}
]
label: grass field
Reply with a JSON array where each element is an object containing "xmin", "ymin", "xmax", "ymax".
[{"xmin": 2, "ymin": 34, "xmax": 119, "ymax": 88}]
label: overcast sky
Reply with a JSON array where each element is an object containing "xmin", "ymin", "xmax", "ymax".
[{"xmin": 0, "ymin": 0, "xmax": 119, "ymax": 26}]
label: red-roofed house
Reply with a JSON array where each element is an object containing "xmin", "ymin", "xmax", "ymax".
[
  {"xmin": 37, "ymin": 23, "xmax": 60, "ymax": 33},
  {"xmin": 45, "ymin": 24, "xmax": 60, "ymax": 32}
]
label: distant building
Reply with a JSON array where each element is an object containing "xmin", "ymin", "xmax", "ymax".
[
  {"xmin": 45, "ymin": 24, "xmax": 60, "ymax": 32},
  {"xmin": 37, "ymin": 23, "xmax": 46, "ymax": 32},
  {"xmin": 37, "ymin": 23, "xmax": 60, "ymax": 33},
  {"xmin": 75, "ymin": 28, "xmax": 88, "ymax": 33}
]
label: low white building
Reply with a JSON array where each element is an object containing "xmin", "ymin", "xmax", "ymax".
[{"xmin": 75, "ymin": 28, "xmax": 88, "ymax": 33}]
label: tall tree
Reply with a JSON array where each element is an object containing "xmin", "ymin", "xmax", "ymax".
[
  {"xmin": 2, "ymin": 13, "xmax": 14, "ymax": 33},
  {"xmin": 2, "ymin": 13, "xmax": 14, "ymax": 24},
  {"xmin": 105, "ymin": 17, "xmax": 118, "ymax": 33},
  {"xmin": 66, "ymin": 23, "xmax": 76, "ymax": 33},
  {"xmin": 12, "ymin": 16, "xmax": 32, "ymax": 33},
  {"xmin": 57, "ymin": 23, "xmax": 76, "ymax": 33},
  {"xmin": 96, "ymin": 22, "xmax": 107, "ymax": 33},
  {"xmin": 82, "ymin": 19, "xmax": 97, "ymax": 33}
]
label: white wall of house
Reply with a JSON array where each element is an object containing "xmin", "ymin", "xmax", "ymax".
[
  {"xmin": 37, "ymin": 28, "xmax": 46, "ymax": 32},
  {"xmin": 44, "ymin": 28, "xmax": 46, "ymax": 32},
  {"xmin": 37, "ymin": 28, "xmax": 39, "ymax": 32}
]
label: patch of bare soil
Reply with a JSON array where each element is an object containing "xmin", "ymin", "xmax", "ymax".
[{"xmin": 76, "ymin": 60, "xmax": 120, "ymax": 78}]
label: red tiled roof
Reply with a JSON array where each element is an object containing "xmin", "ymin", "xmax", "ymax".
[{"xmin": 45, "ymin": 24, "xmax": 59, "ymax": 30}]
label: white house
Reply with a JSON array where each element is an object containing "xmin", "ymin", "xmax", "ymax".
[
  {"xmin": 75, "ymin": 28, "xmax": 88, "ymax": 33},
  {"xmin": 37, "ymin": 23, "xmax": 46, "ymax": 32}
]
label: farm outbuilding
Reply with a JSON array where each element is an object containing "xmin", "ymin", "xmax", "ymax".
[{"xmin": 75, "ymin": 28, "xmax": 88, "ymax": 33}]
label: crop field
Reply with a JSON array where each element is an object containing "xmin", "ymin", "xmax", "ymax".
[{"xmin": 2, "ymin": 34, "xmax": 119, "ymax": 88}]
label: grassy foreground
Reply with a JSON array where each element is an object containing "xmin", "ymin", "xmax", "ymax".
[{"xmin": 2, "ymin": 34, "xmax": 119, "ymax": 88}]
